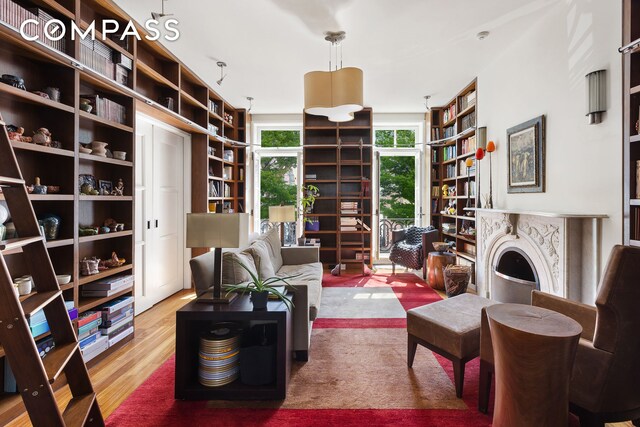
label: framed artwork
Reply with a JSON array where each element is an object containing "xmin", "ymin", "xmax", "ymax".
[
  {"xmin": 507, "ymin": 115, "xmax": 545, "ymax": 193},
  {"xmin": 99, "ymin": 180, "xmax": 113, "ymax": 195}
]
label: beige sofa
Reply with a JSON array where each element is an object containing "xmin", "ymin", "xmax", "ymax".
[{"xmin": 220, "ymin": 227, "xmax": 322, "ymax": 361}]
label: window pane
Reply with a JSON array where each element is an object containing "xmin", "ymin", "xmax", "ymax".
[
  {"xmin": 396, "ymin": 130, "xmax": 416, "ymax": 147},
  {"xmin": 261, "ymin": 130, "xmax": 300, "ymax": 147},
  {"xmin": 375, "ymin": 130, "xmax": 394, "ymax": 147},
  {"xmin": 260, "ymin": 156, "xmax": 298, "ymax": 218},
  {"xmin": 379, "ymin": 156, "xmax": 415, "ymax": 220}
]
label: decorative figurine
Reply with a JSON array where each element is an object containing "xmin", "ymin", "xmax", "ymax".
[
  {"xmin": 32, "ymin": 177, "xmax": 47, "ymax": 194},
  {"xmin": 8, "ymin": 126, "xmax": 32, "ymax": 143},
  {"xmin": 32, "ymin": 128, "xmax": 52, "ymax": 146},
  {"xmin": 441, "ymin": 184, "xmax": 449, "ymax": 198},
  {"xmin": 112, "ymin": 179, "xmax": 124, "ymax": 196},
  {"xmin": 1, "ymin": 74, "xmax": 26, "ymax": 90},
  {"xmin": 38, "ymin": 213, "xmax": 61, "ymax": 240}
]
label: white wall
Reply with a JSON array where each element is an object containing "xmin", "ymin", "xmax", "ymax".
[{"xmin": 477, "ymin": 0, "xmax": 622, "ymax": 270}]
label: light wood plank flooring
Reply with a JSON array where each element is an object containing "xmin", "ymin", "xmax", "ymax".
[{"xmin": 3, "ymin": 286, "xmax": 633, "ymax": 426}]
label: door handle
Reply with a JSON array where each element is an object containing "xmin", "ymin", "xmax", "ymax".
[
  {"xmin": 147, "ymin": 220, "xmax": 151, "ymax": 230},
  {"xmin": 155, "ymin": 219, "xmax": 159, "ymax": 228}
]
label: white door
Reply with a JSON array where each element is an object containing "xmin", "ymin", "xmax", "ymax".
[{"xmin": 135, "ymin": 117, "xmax": 187, "ymax": 314}]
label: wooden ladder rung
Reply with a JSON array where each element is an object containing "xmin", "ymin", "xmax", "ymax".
[
  {"xmin": 62, "ymin": 392, "xmax": 97, "ymax": 427},
  {"xmin": 0, "ymin": 119, "xmax": 6, "ymax": 126},
  {"xmin": 0, "ymin": 236, "xmax": 44, "ymax": 252},
  {"xmin": 43, "ymin": 342, "xmax": 79, "ymax": 384},
  {"xmin": 0, "ymin": 176, "xmax": 25, "ymax": 187},
  {"xmin": 21, "ymin": 290, "xmax": 62, "ymax": 318}
]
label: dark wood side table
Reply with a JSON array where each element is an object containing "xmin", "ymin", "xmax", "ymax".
[
  {"xmin": 175, "ymin": 294, "xmax": 292, "ymax": 400},
  {"xmin": 486, "ymin": 303, "xmax": 582, "ymax": 427}
]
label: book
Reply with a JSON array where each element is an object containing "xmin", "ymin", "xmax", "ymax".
[
  {"xmin": 81, "ymin": 335, "xmax": 109, "ymax": 362},
  {"xmin": 78, "ymin": 318, "xmax": 102, "ymax": 337},
  {"xmin": 100, "ymin": 296, "xmax": 135, "ymax": 314},
  {"xmin": 82, "ymin": 274, "xmax": 133, "ymax": 291},
  {"xmin": 79, "ymin": 331, "xmax": 100, "ymax": 349},
  {"xmin": 78, "ymin": 311, "xmax": 100, "ymax": 328},
  {"xmin": 108, "ymin": 326, "xmax": 134, "ymax": 347},
  {"xmin": 102, "ymin": 308, "xmax": 134, "ymax": 328},
  {"xmin": 100, "ymin": 314, "xmax": 133, "ymax": 337},
  {"xmin": 81, "ymin": 284, "xmax": 133, "ymax": 297}
]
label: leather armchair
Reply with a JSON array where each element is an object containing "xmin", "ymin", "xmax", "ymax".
[
  {"xmin": 479, "ymin": 245, "xmax": 640, "ymax": 427},
  {"xmin": 389, "ymin": 226, "xmax": 438, "ymax": 278}
]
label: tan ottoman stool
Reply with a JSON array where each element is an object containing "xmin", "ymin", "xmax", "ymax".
[{"xmin": 407, "ymin": 293, "xmax": 498, "ymax": 398}]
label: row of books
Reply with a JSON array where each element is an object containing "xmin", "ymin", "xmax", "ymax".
[
  {"xmin": 80, "ymin": 295, "xmax": 135, "ymax": 362},
  {"xmin": 79, "ymin": 38, "xmax": 131, "ymax": 86},
  {"xmin": 431, "ymin": 198, "xmax": 439, "ymax": 213},
  {"xmin": 445, "ymin": 164, "xmax": 457, "ymax": 179},
  {"xmin": 460, "ymin": 135, "xmax": 477, "ymax": 155},
  {"xmin": 81, "ymin": 274, "xmax": 134, "ymax": 297},
  {"xmin": 223, "ymin": 166, "xmax": 233, "ymax": 180},
  {"xmin": 80, "ymin": 94, "xmax": 127, "ymax": 125},
  {"xmin": 431, "ymin": 150, "xmax": 438, "ymax": 162},
  {"xmin": 209, "ymin": 180, "xmax": 221, "ymax": 198},
  {"xmin": 442, "ymin": 103, "xmax": 456, "ymax": 123},
  {"xmin": 305, "ymin": 174, "xmax": 317, "ymax": 180},
  {"xmin": 341, "ymin": 201, "xmax": 359, "ymax": 214},
  {"xmin": 459, "ymin": 90, "xmax": 477, "ymax": 112},
  {"xmin": 431, "ymin": 168, "xmax": 439, "ymax": 181},
  {"xmin": 223, "ymin": 150, "xmax": 234, "ymax": 162},
  {"xmin": 28, "ymin": 301, "xmax": 76, "ymax": 337},
  {"xmin": 443, "ymin": 125, "xmax": 456, "ymax": 139},
  {"xmin": 0, "ymin": 0, "xmax": 67, "ymax": 53},
  {"xmin": 463, "ymin": 180, "xmax": 477, "ymax": 197},
  {"xmin": 460, "ymin": 111, "xmax": 476, "ymax": 131},
  {"xmin": 224, "ymin": 183, "xmax": 232, "ymax": 198},
  {"xmin": 442, "ymin": 145, "xmax": 457, "ymax": 161},
  {"xmin": 340, "ymin": 217, "xmax": 371, "ymax": 231},
  {"xmin": 208, "ymin": 99, "xmax": 220, "ymax": 114},
  {"xmin": 458, "ymin": 159, "xmax": 476, "ymax": 176}
]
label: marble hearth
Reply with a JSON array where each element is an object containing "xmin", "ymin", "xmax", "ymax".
[{"xmin": 475, "ymin": 209, "xmax": 608, "ymax": 304}]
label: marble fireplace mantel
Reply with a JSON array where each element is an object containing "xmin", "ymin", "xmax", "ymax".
[{"xmin": 473, "ymin": 208, "xmax": 608, "ymax": 304}]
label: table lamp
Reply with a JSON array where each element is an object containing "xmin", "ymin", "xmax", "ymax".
[
  {"xmin": 186, "ymin": 213, "xmax": 249, "ymax": 303},
  {"xmin": 269, "ymin": 205, "xmax": 296, "ymax": 246}
]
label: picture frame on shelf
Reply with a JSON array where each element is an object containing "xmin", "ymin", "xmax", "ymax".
[
  {"xmin": 99, "ymin": 180, "xmax": 113, "ymax": 195},
  {"xmin": 507, "ymin": 115, "xmax": 545, "ymax": 193}
]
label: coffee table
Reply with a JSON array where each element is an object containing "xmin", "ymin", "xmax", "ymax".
[{"xmin": 175, "ymin": 294, "xmax": 292, "ymax": 400}]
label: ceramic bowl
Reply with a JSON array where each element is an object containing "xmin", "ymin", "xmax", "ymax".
[
  {"xmin": 91, "ymin": 141, "xmax": 108, "ymax": 149},
  {"xmin": 432, "ymin": 241, "xmax": 450, "ymax": 252},
  {"xmin": 113, "ymin": 151, "xmax": 126, "ymax": 160},
  {"xmin": 56, "ymin": 274, "xmax": 71, "ymax": 285},
  {"xmin": 79, "ymin": 147, "xmax": 92, "ymax": 154}
]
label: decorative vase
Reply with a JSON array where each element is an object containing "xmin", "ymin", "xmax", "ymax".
[
  {"xmin": 44, "ymin": 87, "xmax": 60, "ymax": 102},
  {"xmin": 33, "ymin": 177, "xmax": 47, "ymax": 194},
  {"xmin": 305, "ymin": 218, "xmax": 320, "ymax": 232},
  {"xmin": 17, "ymin": 278, "xmax": 32, "ymax": 295},
  {"xmin": 38, "ymin": 213, "xmax": 61, "ymax": 240},
  {"xmin": 250, "ymin": 290, "xmax": 269, "ymax": 310}
]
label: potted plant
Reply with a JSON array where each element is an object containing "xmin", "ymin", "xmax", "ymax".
[
  {"xmin": 224, "ymin": 260, "xmax": 297, "ymax": 310},
  {"xmin": 299, "ymin": 184, "xmax": 320, "ymax": 245}
]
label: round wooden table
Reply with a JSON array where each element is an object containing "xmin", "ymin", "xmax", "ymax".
[
  {"xmin": 486, "ymin": 303, "xmax": 582, "ymax": 427},
  {"xmin": 426, "ymin": 251, "xmax": 456, "ymax": 290}
]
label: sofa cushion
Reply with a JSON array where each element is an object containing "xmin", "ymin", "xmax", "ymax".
[
  {"xmin": 247, "ymin": 240, "xmax": 276, "ymax": 279},
  {"xmin": 222, "ymin": 250, "xmax": 258, "ymax": 284},
  {"xmin": 277, "ymin": 262, "xmax": 323, "ymax": 320},
  {"xmin": 261, "ymin": 227, "xmax": 284, "ymax": 272}
]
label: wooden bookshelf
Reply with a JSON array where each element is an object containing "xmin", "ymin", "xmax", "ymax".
[
  {"xmin": 428, "ymin": 80, "xmax": 478, "ymax": 273},
  {"xmin": 303, "ymin": 109, "xmax": 373, "ymax": 270},
  {"xmin": 624, "ymin": 0, "xmax": 640, "ymax": 246}
]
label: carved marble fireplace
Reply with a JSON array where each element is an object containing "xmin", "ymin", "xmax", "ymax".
[{"xmin": 475, "ymin": 209, "xmax": 608, "ymax": 304}]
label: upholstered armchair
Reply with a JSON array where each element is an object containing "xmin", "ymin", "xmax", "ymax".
[
  {"xmin": 389, "ymin": 226, "xmax": 438, "ymax": 278},
  {"xmin": 478, "ymin": 245, "xmax": 640, "ymax": 427}
]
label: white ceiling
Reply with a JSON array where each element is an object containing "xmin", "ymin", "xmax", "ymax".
[{"xmin": 114, "ymin": 0, "xmax": 556, "ymax": 114}]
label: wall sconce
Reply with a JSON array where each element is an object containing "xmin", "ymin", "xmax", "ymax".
[
  {"xmin": 586, "ymin": 70, "xmax": 606, "ymax": 125},
  {"xmin": 477, "ymin": 127, "xmax": 487, "ymax": 150}
]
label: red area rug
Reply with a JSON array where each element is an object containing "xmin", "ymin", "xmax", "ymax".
[{"xmin": 107, "ymin": 273, "xmax": 495, "ymax": 426}]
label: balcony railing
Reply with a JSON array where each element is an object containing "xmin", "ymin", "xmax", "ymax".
[
  {"xmin": 379, "ymin": 218, "xmax": 415, "ymax": 253},
  {"xmin": 260, "ymin": 220, "xmax": 297, "ymax": 246}
]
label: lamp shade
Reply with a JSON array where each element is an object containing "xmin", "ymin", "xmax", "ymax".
[
  {"xmin": 186, "ymin": 213, "xmax": 249, "ymax": 249},
  {"xmin": 586, "ymin": 69, "xmax": 606, "ymax": 124},
  {"xmin": 304, "ymin": 67, "xmax": 364, "ymax": 122},
  {"xmin": 269, "ymin": 205, "xmax": 296, "ymax": 223},
  {"xmin": 477, "ymin": 127, "xmax": 487, "ymax": 151}
]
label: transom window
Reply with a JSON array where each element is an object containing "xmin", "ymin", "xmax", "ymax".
[{"xmin": 374, "ymin": 129, "xmax": 417, "ymax": 148}]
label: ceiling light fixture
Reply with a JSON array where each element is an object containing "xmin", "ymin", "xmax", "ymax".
[
  {"xmin": 477, "ymin": 31, "xmax": 490, "ymax": 40},
  {"xmin": 304, "ymin": 31, "xmax": 363, "ymax": 123},
  {"xmin": 216, "ymin": 61, "xmax": 227, "ymax": 85},
  {"xmin": 151, "ymin": 0, "xmax": 173, "ymax": 20},
  {"xmin": 246, "ymin": 96, "xmax": 254, "ymax": 113},
  {"xmin": 424, "ymin": 95, "xmax": 431, "ymax": 111}
]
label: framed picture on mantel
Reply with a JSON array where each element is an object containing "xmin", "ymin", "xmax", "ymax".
[{"xmin": 507, "ymin": 115, "xmax": 545, "ymax": 193}]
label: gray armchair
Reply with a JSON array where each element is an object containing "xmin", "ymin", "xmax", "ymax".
[{"xmin": 389, "ymin": 226, "xmax": 438, "ymax": 278}]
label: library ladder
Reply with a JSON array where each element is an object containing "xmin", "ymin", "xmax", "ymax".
[{"xmin": 0, "ymin": 115, "xmax": 104, "ymax": 426}]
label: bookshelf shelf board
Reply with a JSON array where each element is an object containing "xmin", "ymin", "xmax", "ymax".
[
  {"xmin": 11, "ymin": 141, "xmax": 75, "ymax": 157},
  {"xmin": 442, "ymin": 158, "xmax": 457, "ymax": 165},
  {"xmin": 457, "ymin": 128, "xmax": 476, "ymax": 139},
  {"xmin": 0, "ymin": 82, "xmax": 75, "ymax": 113},
  {"xmin": 208, "ymin": 155, "xmax": 224, "ymax": 162},
  {"xmin": 23, "ymin": 194, "xmax": 74, "ymax": 201},
  {"xmin": 303, "ymin": 231, "xmax": 337, "ymax": 234},
  {"xmin": 33, "ymin": 0, "xmax": 75, "ymax": 19},
  {"xmin": 79, "ymin": 230, "xmax": 133, "ymax": 243},
  {"xmin": 338, "ymin": 126, "xmax": 372, "ymax": 130},
  {"xmin": 305, "ymin": 179, "xmax": 337, "ymax": 183},
  {"xmin": 136, "ymin": 61, "xmax": 179, "ymax": 91},
  {"xmin": 303, "ymin": 213, "xmax": 336, "ymax": 217},
  {"xmin": 78, "ymin": 264, "xmax": 133, "ymax": 286},
  {"xmin": 442, "ymin": 214, "xmax": 458, "ymax": 219},
  {"xmin": 303, "ymin": 144, "xmax": 339, "ymax": 149},
  {"xmin": 79, "ymin": 153, "xmax": 133, "ymax": 167},
  {"xmin": 454, "ymin": 250, "xmax": 476, "ymax": 262},
  {"xmin": 457, "ymin": 174, "xmax": 476, "ymax": 179},
  {"xmin": 631, "ymin": 240, "xmax": 640, "ymax": 247},
  {"xmin": 442, "ymin": 177, "xmax": 457, "ymax": 182},
  {"xmin": 631, "ymin": 84, "xmax": 640, "ymax": 95},
  {"xmin": 631, "ymin": 199, "xmax": 640, "ymax": 206},
  {"xmin": 78, "ymin": 286, "xmax": 134, "ymax": 314},
  {"xmin": 339, "ymin": 230, "xmax": 372, "ymax": 234},
  {"xmin": 208, "ymin": 176, "xmax": 223, "ymax": 181},
  {"xmin": 223, "ymin": 120, "xmax": 235, "ymax": 129},
  {"xmin": 305, "ymin": 126, "xmax": 337, "ymax": 130},
  {"xmin": 79, "ymin": 110, "xmax": 134, "ymax": 133},
  {"xmin": 458, "ymin": 151, "xmax": 475, "ymax": 159},
  {"xmin": 305, "ymin": 163, "xmax": 338, "ymax": 166},
  {"xmin": 631, "ymin": 135, "xmax": 640, "ymax": 143},
  {"xmin": 79, "ymin": 196, "xmax": 134, "ymax": 202},
  {"xmin": 442, "ymin": 116, "xmax": 457, "ymax": 128},
  {"xmin": 442, "ymin": 231, "xmax": 457, "ymax": 239},
  {"xmin": 457, "ymin": 103, "xmax": 476, "ymax": 118},
  {"xmin": 46, "ymin": 238, "xmax": 74, "ymax": 249},
  {"xmin": 457, "ymin": 235, "xmax": 476, "ymax": 244},
  {"xmin": 319, "ymin": 247, "xmax": 337, "ymax": 251},
  {"xmin": 209, "ymin": 110, "xmax": 225, "ymax": 122},
  {"xmin": 180, "ymin": 92, "xmax": 207, "ymax": 110}
]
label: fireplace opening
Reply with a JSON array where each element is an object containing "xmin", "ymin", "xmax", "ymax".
[{"xmin": 491, "ymin": 248, "xmax": 539, "ymax": 304}]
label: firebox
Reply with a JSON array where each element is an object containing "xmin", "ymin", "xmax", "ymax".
[{"xmin": 491, "ymin": 248, "xmax": 539, "ymax": 304}]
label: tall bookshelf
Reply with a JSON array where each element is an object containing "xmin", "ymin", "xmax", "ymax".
[
  {"xmin": 303, "ymin": 109, "xmax": 373, "ymax": 271},
  {"xmin": 623, "ymin": 0, "xmax": 640, "ymax": 247},
  {"xmin": 0, "ymin": 0, "xmax": 246, "ymax": 422},
  {"xmin": 428, "ymin": 80, "xmax": 478, "ymax": 273}
]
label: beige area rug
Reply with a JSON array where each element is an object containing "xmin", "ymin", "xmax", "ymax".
[{"xmin": 206, "ymin": 328, "xmax": 465, "ymax": 410}]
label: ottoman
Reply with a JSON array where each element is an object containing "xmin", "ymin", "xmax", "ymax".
[{"xmin": 407, "ymin": 293, "xmax": 498, "ymax": 398}]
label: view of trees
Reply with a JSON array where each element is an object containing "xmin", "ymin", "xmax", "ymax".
[{"xmin": 259, "ymin": 131, "xmax": 300, "ymax": 218}]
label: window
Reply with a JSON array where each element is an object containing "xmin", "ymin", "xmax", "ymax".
[
  {"xmin": 260, "ymin": 130, "xmax": 301, "ymax": 147},
  {"xmin": 374, "ymin": 129, "xmax": 417, "ymax": 148}
]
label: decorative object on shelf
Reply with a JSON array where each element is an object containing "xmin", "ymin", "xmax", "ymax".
[
  {"xmin": 0, "ymin": 201, "xmax": 7, "ymax": 240},
  {"xmin": 186, "ymin": 213, "xmax": 249, "ymax": 304},
  {"xmin": 586, "ymin": 70, "xmax": 606, "ymax": 125},
  {"xmin": 80, "ymin": 98, "xmax": 93, "ymax": 113},
  {"xmin": 486, "ymin": 140, "xmax": 496, "ymax": 208},
  {"xmin": 441, "ymin": 184, "xmax": 449, "ymax": 198},
  {"xmin": 56, "ymin": 275, "xmax": 71, "ymax": 285},
  {"xmin": 32, "ymin": 91, "xmax": 50, "ymax": 99},
  {"xmin": 113, "ymin": 151, "xmax": 126, "ymax": 161},
  {"xmin": 269, "ymin": 205, "xmax": 296, "ymax": 246},
  {"xmin": 159, "ymin": 96, "xmax": 174, "ymax": 111},
  {"xmin": 44, "ymin": 87, "xmax": 61, "ymax": 103},
  {"xmin": 198, "ymin": 323, "xmax": 241, "ymax": 387},
  {"xmin": 304, "ymin": 31, "xmax": 364, "ymax": 122},
  {"xmin": 433, "ymin": 241, "xmax": 451, "ymax": 253},
  {"xmin": 91, "ymin": 141, "xmax": 108, "ymax": 157},
  {"xmin": 16, "ymin": 277, "xmax": 32, "ymax": 295},
  {"xmin": 100, "ymin": 226, "xmax": 110, "ymax": 234},
  {"xmin": 113, "ymin": 179, "xmax": 125, "ymax": 196},
  {"xmin": 442, "ymin": 264, "xmax": 471, "ymax": 297},
  {"xmin": 7, "ymin": 125, "xmax": 31, "ymax": 143},
  {"xmin": 79, "ymin": 227, "xmax": 99, "ymax": 236},
  {"xmin": 79, "ymin": 174, "xmax": 99, "ymax": 195},
  {"xmin": 224, "ymin": 260, "xmax": 295, "ymax": 311},
  {"xmin": 99, "ymin": 180, "xmax": 113, "ymax": 195},
  {"xmin": 101, "ymin": 252, "xmax": 126, "ymax": 269},
  {"xmin": 475, "ymin": 148, "xmax": 485, "ymax": 208},
  {"xmin": 46, "ymin": 185, "xmax": 60, "ymax": 194},
  {"xmin": 32, "ymin": 177, "xmax": 47, "ymax": 194},
  {"xmin": 38, "ymin": 213, "xmax": 61, "ymax": 240},
  {"xmin": 80, "ymin": 257, "xmax": 100, "ymax": 276},
  {"xmin": 1, "ymin": 74, "xmax": 26, "ymax": 90},
  {"xmin": 32, "ymin": 128, "xmax": 52, "ymax": 146},
  {"xmin": 465, "ymin": 157, "xmax": 474, "ymax": 208},
  {"xmin": 79, "ymin": 144, "xmax": 92, "ymax": 154},
  {"xmin": 507, "ymin": 115, "xmax": 545, "ymax": 194}
]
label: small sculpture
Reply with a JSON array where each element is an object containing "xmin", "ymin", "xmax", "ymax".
[
  {"xmin": 101, "ymin": 251, "xmax": 125, "ymax": 269},
  {"xmin": 32, "ymin": 128, "xmax": 52, "ymax": 146},
  {"xmin": 8, "ymin": 127, "xmax": 32, "ymax": 143},
  {"xmin": 441, "ymin": 184, "xmax": 449, "ymax": 198},
  {"xmin": 32, "ymin": 177, "xmax": 47, "ymax": 194},
  {"xmin": 112, "ymin": 179, "xmax": 124, "ymax": 196},
  {"xmin": 1, "ymin": 74, "xmax": 26, "ymax": 90}
]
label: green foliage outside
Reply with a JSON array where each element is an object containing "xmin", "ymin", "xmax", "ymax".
[
  {"xmin": 260, "ymin": 131, "xmax": 300, "ymax": 218},
  {"xmin": 375, "ymin": 129, "xmax": 416, "ymax": 219}
]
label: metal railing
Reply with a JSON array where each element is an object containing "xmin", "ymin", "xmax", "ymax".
[
  {"xmin": 379, "ymin": 218, "xmax": 415, "ymax": 253},
  {"xmin": 260, "ymin": 220, "xmax": 298, "ymax": 246}
]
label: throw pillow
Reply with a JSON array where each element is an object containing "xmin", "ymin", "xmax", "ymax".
[
  {"xmin": 222, "ymin": 251, "xmax": 258, "ymax": 284},
  {"xmin": 262, "ymin": 226, "xmax": 283, "ymax": 271},
  {"xmin": 247, "ymin": 240, "xmax": 276, "ymax": 279}
]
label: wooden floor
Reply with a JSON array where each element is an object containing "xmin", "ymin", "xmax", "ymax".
[
  {"xmin": 3, "ymin": 285, "xmax": 633, "ymax": 426},
  {"xmin": 6, "ymin": 290, "xmax": 196, "ymax": 426}
]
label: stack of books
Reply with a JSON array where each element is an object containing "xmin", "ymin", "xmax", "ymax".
[
  {"xmin": 80, "ymin": 94, "xmax": 127, "ymax": 124},
  {"xmin": 305, "ymin": 174, "xmax": 317, "ymax": 180},
  {"xmin": 78, "ymin": 311, "xmax": 106, "ymax": 362},
  {"xmin": 341, "ymin": 201, "xmax": 358, "ymax": 214},
  {"xmin": 81, "ymin": 274, "xmax": 133, "ymax": 298},
  {"xmin": 340, "ymin": 217, "xmax": 358, "ymax": 231},
  {"xmin": 99, "ymin": 296, "xmax": 135, "ymax": 348},
  {"xmin": 29, "ymin": 301, "xmax": 77, "ymax": 337}
]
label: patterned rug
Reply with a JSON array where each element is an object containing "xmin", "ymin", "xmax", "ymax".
[{"xmin": 106, "ymin": 273, "xmax": 495, "ymax": 426}]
